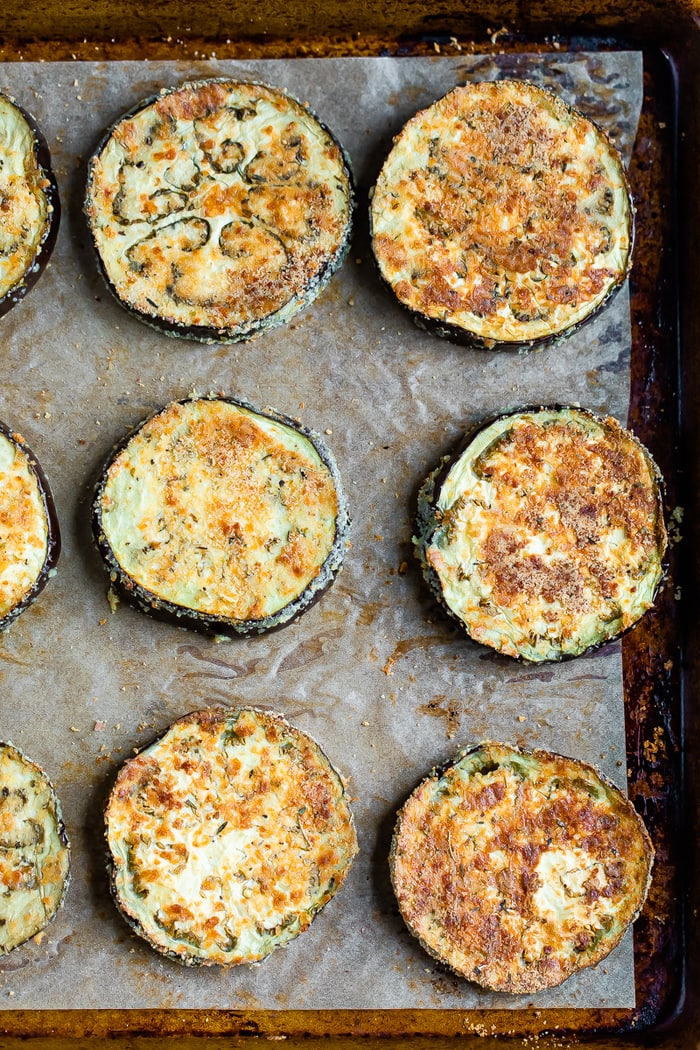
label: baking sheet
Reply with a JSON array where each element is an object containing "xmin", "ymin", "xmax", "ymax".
[{"xmin": 0, "ymin": 52, "xmax": 643, "ymax": 1010}]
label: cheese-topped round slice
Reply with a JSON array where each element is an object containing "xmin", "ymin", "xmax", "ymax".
[
  {"xmin": 105, "ymin": 707, "xmax": 358, "ymax": 966},
  {"xmin": 0, "ymin": 93, "xmax": 58, "ymax": 315},
  {"xmin": 85, "ymin": 79, "xmax": 353, "ymax": 342},
  {"xmin": 371, "ymin": 79, "xmax": 633, "ymax": 348},
  {"xmin": 390, "ymin": 742, "xmax": 653, "ymax": 993},
  {"xmin": 0, "ymin": 742, "xmax": 70, "ymax": 953},
  {"xmin": 415, "ymin": 407, "xmax": 666, "ymax": 661},
  {"xmin": 0, "ymin": 424, "xmax": 60, "ymax": 630},
  {"xmin": 92, "ymin": 397, "xmax": 348, "ymax": 635}
]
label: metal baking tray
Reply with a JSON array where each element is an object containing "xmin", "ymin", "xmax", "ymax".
[{"xmin": 0, "ymin": 1, "xmax": 697, "ymax": 1045}]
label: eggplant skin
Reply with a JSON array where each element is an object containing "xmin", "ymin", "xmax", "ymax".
[
  {"xmin": 390, "ymin": 741, "xmax": 653, "ymax": 993},
  {"xmin": 84, "ymin": 79, "xmax": 353, "ymax": 343},
  {"xmin": 414, "ymin": 406, "xmax": 667, "ymax": 662},
  {"xmin": 0, "ymin": 92, "xmax": 59, "ymax": 319},
  {"xmin": 370, "ymin": 79, "xmax": 634, "ymax": 350},
  {"xmin": 0, "ymin": 742, "xmax": 70, "ymax": 954},
  {"xmin": 105, "ymin": 707, "xmax": 358, "ymax": 966},
  {"xmin": 0, "ymin": 421, "xmax": 60, "ymax": 632},
  {"xmin": 92, "ymin": 396, "xmax": 349, "ymax": 636}
]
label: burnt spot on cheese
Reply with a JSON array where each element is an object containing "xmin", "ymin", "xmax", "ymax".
[
  {"xmin": 92, "ymin": 397, "xmax": 348, "ymax": 636},
  {"xmin": 390, "ymin": 742, "xmax": 653, "ymax": 993},
  {"xmin": 0, "ymin": 93, "xmax": 58, "ymax": 316},
  {"xmin": 0, "ymin": 743, "xmax": 70, "ymax": 953},
  {"xmin": 0, "ymin": 423, "xmax": 60, "ymax": 631},
  {"xmin": 415, "ymin": 407, "xmax": 666, "ymax": 662},
  {"xmin": 105, "ymin": 707, "xmax": 357, "ymax": 966},
  {"xmin": 370, "ymin": 80, "xmax": 633, "ymax": 349},
  {"xmin": 85, "ymin": 79, "xmax": 353, "ymax": 342}
]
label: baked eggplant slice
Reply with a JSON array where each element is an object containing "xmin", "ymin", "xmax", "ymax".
[
  {"xmin": 105, "ymin": 707, "xmax": 358, "ymax": 966},
  {"xmin": 92, "ymin": 396, "xmax": 348, "ymax": 635},
  {"xmin": 0, "ymin": 422, "xmax": 60, "ymax": 630},
  {"xmin": 415, "ymin": 407, "xmax": 666, "ymax": 662},
  {"xmin": 85, "ymin": 79, "xmax": 353, "ymax": 342},
  {"xmin": 0, "ymin": 92, "xmax": 59, "ymax": 318},
  {"xmin": 370, "ymin": 79, "xmax": 633, "ymax": 349},
  {"xmin": 390, "ymin": 741, "xmax": 653, "ymax": 993},
  {"xmin": 0, "ymin": 742, "xmax": 70, "ymax": 953}
]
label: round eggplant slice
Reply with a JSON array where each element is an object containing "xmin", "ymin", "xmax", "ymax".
[
  {"xmin": 414, "ymin": 407, "xmax": 666, "ymax": 662},
  {"xmin": 0, "ymin": 92, "xmax": 59, "ymax": 318},
  {"xmin": 390, "ymin": 741, "xmax": 653, "ymax": 993},
  {"xmin": 92, "ymin": 397, "xmax": 349, "ymax": 635},
  {"xmin": 105, "ymin": 707, "xmax": 358, "ymax": 966},
  {"xmin": 0, "ymin": 423, "xmax": 60, "ymax": 630},
  {"xmin": 85, "ymin": 79, "xmax": 353, "ymax": 342},
  {"xmin": 370, "ymin": 79, "xmax": 633, "ymax": 349},
  {"xmin": 0, "ymin": 742, "xmax": 70, "ymax": 953}
]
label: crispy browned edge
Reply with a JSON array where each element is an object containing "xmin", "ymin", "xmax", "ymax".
[
  {"xmin": 389, "ymin": 741, "xmax": 654, "ymax": 994},
  {"xmin": 0, "ymin": 22, "xmax": 688, "ymax": 1049},
  {"xmin": 104, "ymin": 706, "xmax": 358, "ymax": 966}
]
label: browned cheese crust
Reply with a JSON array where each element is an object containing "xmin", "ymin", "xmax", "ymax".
[
  {"xmin": 390, "ymin": 743, "xmax": 654, "ymax": 993},
  {"xmin": 371, "ymin": 80, "xmax": 633, "ymax": 346}
]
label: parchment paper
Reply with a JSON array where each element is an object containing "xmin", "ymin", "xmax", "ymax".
[{"xmin": 0, "ymin": 52, "xmax": 643, "ymax": 1010}]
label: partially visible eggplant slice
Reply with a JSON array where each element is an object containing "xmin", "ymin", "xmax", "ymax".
[
  {"xmin": 92, "ymin": 396, "xmax": 349, "ymax": 636},
  {"xmin": 105, "ymin": 707, "xmax": 358, "ymax": 966},
  {"xmin": 390, "ymin": 741, "xmax": 653, "ymax": 993},
  {"xmin": 414, "ymin": 406, "xmax": 666, "ymax": 662},
  {"xmin": 0, "ymin": 742, "xmax": 70, "ymax": 953},
  {"xmin": 370, "ymin": 79, "xmax": 633, "ymax": 350},
  {"xmin": 0, "ymin": 422, "xmax": 60, "ymax": 630},
  {"xmin": 85, "ymin": 79, "xmax": 353, "ymax": 343},
  {"xmin": 0, "ymin": 92, "xmax": 59, "ymax": 318}
]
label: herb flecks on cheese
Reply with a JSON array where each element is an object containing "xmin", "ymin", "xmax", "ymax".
[
  {"xmin": 371, "ymin": 80, "xmax": 632, "ymax": 346},
  {"xmin": 0, "ymin": 94, "xmax": 52, "ymax": 302},
  {"xmin": 0, "ymin": 743, "xmax": 70, "ymax": 953},
  {"xmin": 416, "ymin": 408, "xmax": 666, "ymax": 661},
  {"xmin": 86, "ymin": 80, "xmax": 352, "ymax": 339},
  {"xmin": 106, "ymin": 708, "xmax": 358, "ymax": 966},
  {"xmin": 0, "ymin": 431, "xmax": 49, "ymax": 620},
  {"xmin": 390, "ymin": 742, "xmax": 653, "ymax": 993},
  {"xmin": 98, "ymin": 398, "xmax": 342, "ymax": 624}
]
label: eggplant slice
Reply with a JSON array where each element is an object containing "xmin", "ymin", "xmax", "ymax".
[
  {"xmin": 92, "ymin": 396, "xmax": 349, "ymax": 635},
  {"xmin": 0, "ymin": 92, "xmax": 59, "ymax": 318},
  {"xmin": 390, "ymin": 741, "xmax": 653, "ymax": 993},
  {"xmin": 0, "ymin": 422, "xmax": 60, "ymax": 630},
  {"xmin": 415, "ymin": 407, "xmax": 666, "ymax": 662},
  {"xmin": 105, "ymin": 707, "xmax": 358, "ymax": 966},
  {"xmin": 370, "ymin": 79, "xmax": 633, "ymax": 349},
  {"xmin": 85, "ymin": 79, "xmax": 353, "ymax": 342},
  {"xmin": 0, "ymin": 742, "xmax": 70, "ymax": 953}
]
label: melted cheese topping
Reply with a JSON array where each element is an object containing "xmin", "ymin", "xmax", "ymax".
[
  {"xmin": 0, "ymin": 743, "xmax": 70, "ymax": 952},
  {"xmin": 0, "ymin": 431, "xmax": 49, "ymax": 620},
  {"xmin": 371, "ymin": 80, "xmax": 632, "ymax": 344},
  {"xmin": 86, "ymin": 80, "xmax": 352, "ymax": 337},
  {"xmin": 0, "ymin": 95, "xmax": 51, "ymax": 301},
  {"xmin": 98, "ymin": 398, "xmax": 341, "ymax": 623},
  {"xmin": 106, "ymin": 708, "xmax": 357, "ymax": 965},
  {"xmin": 419, "ymin": 408, "xmax": 666, "ymax": 661},
  {"xmin": 391, "ymin": 742, "xmax": 652, "ymax": 993}
]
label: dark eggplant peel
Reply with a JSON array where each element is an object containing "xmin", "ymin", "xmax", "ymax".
[
  {"xmin": 92, "ymin": 396, "xmax": 349, "ymax": 636},
  {"xmin": 0, "ymin": 92, "xmax": 59, "ymax": 318},
  {"xmin": 0, "ymin": 422, "xmax": 60, "ymax": 630},
  {"xmin": 0, "ymin": 742, "xmax": 70, "ymax": 953},
  {"xmin": 370, "ymin": 79, "xmax": 633, "ymax": 349},
  {"xmin": 84, "ymin": 79, "xmax": 353, "ymax": 342},
  {"xmin": 415, "ymin": 407, "xmax": 666, "ymax": 662},
  {"xmin": 390, "ymin": 741, "xmax": 653, "ymax": 993},
  {"xmin": 105, "ymin": 707, "xmax": 358, "ymax": 966}
]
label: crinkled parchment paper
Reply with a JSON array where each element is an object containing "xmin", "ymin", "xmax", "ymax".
[{"xmin": 0, "ymin": 52, "xmax": 642, "ymax": 1009}]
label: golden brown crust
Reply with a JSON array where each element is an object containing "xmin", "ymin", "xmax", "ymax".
[{"xmin": 390, "ymin": 742, "xmax": 653, "ymax": 993}]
